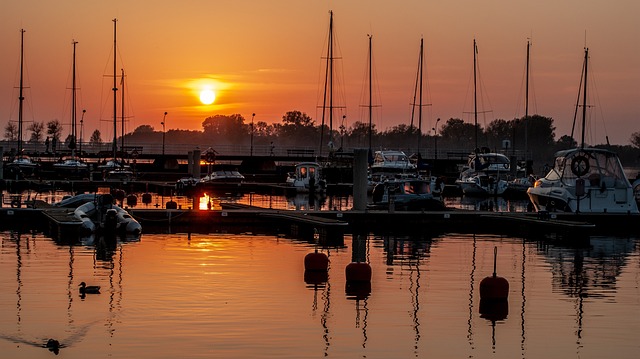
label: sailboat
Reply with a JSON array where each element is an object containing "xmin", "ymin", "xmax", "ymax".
[
  {"xmin": 53, "ymin": 40, "xmax": 89, "ymax": 177},
  {"xmin": 527, "ymin": 48, "xmax": 638, "ymax": 213},
  {"xmin": 455, "ymin": 39, "xmax": 509, "ymax": 196},
  {"xmin": 99, "ymin": 19, "xmax": 132, "ymax": 177},
  {"xmin": 6, "ymin": 29, "xmax": 39, "ymax": 178}
]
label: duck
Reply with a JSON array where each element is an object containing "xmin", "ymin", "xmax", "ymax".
[
  {"xmin": 79, "ymin": 282, "xmax": 101, "ymax": 294},
  {"xmin": 46, "ymin": 338, "xmax": 61, "ymax": 354}
]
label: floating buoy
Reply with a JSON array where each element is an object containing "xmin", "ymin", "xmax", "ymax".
[
  {"xmin": 345, "ymin": 280, "xmax": 371, "ymax": 299},
  {"xmin": 126, "ymin": 194, "xmax": 138, "ymax": 207},
  {"xmin": 142, "ymin": 193, "xmax": 152, "ymax": 204},
  {"xmin": 480, "ymin": 247, "xmax": 509, "ymax": 300},
  {"xmin": 166, "ymin": 200, "xmax": 178, "ymax": 209},
  {"xmin": 345, "ymin": 262, "xmax": 372, "ymax": 282},
  {"xmin": 304, "ymin": 250, "xmax": 329, "ymax": 271},
  {"xmin": 304, "ymin": 270, "xmax": 328, "ymax": 285},
  {"xmin": 479, "ymin": 298, "xmax": 509, "ymax": 321},
  {"xmin": 113, "ymin": 189, "xmax": 126, "ymax": 202}
]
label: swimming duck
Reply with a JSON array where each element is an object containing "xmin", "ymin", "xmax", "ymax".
[
  {"xmin": 79, "ymin": 282, "xmax": 101, "ymax": 294},
  {"xmin": 46, "ymin": 338, "xmax": 60, "ymax": 354}
]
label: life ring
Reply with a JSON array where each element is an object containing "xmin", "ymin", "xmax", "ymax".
[
  {"xmin": 571, "ymin": 155, "xmax": 589, "ymax": 177},
  {"xmin": 503, "ymin": 163, "xmax": 509, "ymax": 169},
  {"xmin": 10, "ymin": 199, "xmax": 20, "ymax": 208}
]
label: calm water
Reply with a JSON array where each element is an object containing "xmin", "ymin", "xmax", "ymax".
[{"xmin": 0, "ymin": 230, "xmax": 638, "ymax": 358}]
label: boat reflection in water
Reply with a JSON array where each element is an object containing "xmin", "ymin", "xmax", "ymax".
[{"xmin": 0, "ymin": 228, "xmax": 639, "ymax": 358}]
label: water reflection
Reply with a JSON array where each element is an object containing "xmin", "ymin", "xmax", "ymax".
[{"xmin": 1, "ymin": 231, "xmax": 639, "ymax": 358}]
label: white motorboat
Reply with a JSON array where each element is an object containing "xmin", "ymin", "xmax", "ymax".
[
  {"xmin": 286, "ymin": 162, "xmax": 326, "ymax": 193},
  {"xmin": 200, "ymin": 170, "xmax": 245, "ymax": 183},
  {"xmin": 368, "ymin": 178, "xmax": 446, "ymax": 211},
  {"xmin": 527, "ymin": 148, "xmax": 638, "ymax": 213},
  {"xmin": 370, "ymin": 150, "xmax": 417, "ymax": 174},
  {"xmin": 456, "ymin": 151, "xmax": 510, "ymax": 196},
  {"xmin": 53, "ymin": 156, "xmax": 89, "ymax": 177},
  {"xmin": 527, "ymin": 48, "xmax": 638, "ymax": 214}
]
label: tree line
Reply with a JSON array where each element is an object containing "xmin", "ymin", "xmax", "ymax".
[{"xmin": 6, "ymin": 110, "xmax": 640, "ymax": 167}]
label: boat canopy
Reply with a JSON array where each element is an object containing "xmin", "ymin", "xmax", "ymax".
[{"xmin": 546, "ymin": 148, "xmax": 631, "ymax": 188}]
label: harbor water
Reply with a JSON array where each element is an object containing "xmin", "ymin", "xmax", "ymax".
[{"xmin": 1, "ymin": 230, "xmax": 638, "ymax": 358}]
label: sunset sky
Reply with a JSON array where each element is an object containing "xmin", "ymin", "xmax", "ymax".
[{"xmin": 1, "ymin": 0, "xmax": 638, "ymax": 146}]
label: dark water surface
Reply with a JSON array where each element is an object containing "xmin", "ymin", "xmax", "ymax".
[{"xmin": 1, "ymin": 230, "xmax": 638, "ymax": 358}]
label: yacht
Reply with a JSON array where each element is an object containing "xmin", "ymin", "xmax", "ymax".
[
  {"xmin": 527, "ymin": 148, "xmax": 638, "ymax": 213},
  {"xmin": 286, "ymin": 162, "xmax": 326, "ymax": 193},
  {"xmin": 456, "ymin": 151, "xmax": 510, "ymax": 196},
  {"xmin": 368, "ymin": 178, "xmax": 446, "ymax": 211}
]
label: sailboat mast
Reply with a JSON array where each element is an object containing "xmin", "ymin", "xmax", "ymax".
[
  {"xmin": 17, "ymin": 29, "xmax": 25, "ymax": 154},
  {"xmin": 319, "ymin": 11, "xmax": 332, "ymax": 157},
  {"xmin": 473, "ymin": 39, "xmax": 478, "ymax": 151},
  {"xmin": 581, "ymin": 48, "xmax": 588, "ymax": 149},
  {"xmin": 368, "ymin": 34, "xmax": 373, "ymax": 153},
  {"xmin": 418, "ymin": 38, "xmax": 424, "ymax": 154},
  {"xmin": 71, "ymin": 40, "xmax": 78, "ymax": 156},
  {"xmin": 524, "ymin": 40, "xmax": 530, "ymax": 158},
  {"xmin": 112, "ymin": 18, "xmax": 118, "ymax": 160},
  {"xmin": 121, "ymin": 68, "xmax": 125, "ymax": 156},
  {"xmin": 328, "ymin": 11, "xmax": 334, "ymax": 150}
]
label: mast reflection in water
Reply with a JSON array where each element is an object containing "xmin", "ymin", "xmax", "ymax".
[{"xmin": 0, "ymin": 231, "xmax": 638, "ymax": 358}]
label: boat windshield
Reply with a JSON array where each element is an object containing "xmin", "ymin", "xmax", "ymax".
[{"xmin": 553, "ymin": 150, "xmax": 631, "ymax": 188}]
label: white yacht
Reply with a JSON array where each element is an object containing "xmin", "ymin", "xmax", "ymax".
[
  {"xmin": 456, "ymin": 151, "xmax": 510, "ymax": 196},
  {"xmin": 286, "ymin": 162, "xmax": 326, "ymax": 193},
  {"xmin": 527, "ymin": 148, "xmax": 638, "ymax": 213}
]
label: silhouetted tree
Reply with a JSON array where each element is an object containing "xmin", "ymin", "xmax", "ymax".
[
  {"xmin": 202, "ymin": 114, "xmax": 248, "ymax": 144},
  {"xmin": 4, "ymin": 122, "xmax": 18, "ymax": 141},
  {"xmin": 28, "ymin": 121, "xmax": 44, "ymax": 143},
  {"xmin": 630, "ymin": 131, "xmax": 640, "ymax": 149},
  {"xmin": 89, "ymin": 129, "xmax": 102, "ymax": 145},
  {"xmin": 46, "ymin": 120, "xmax": 63, "ymax": 143}
]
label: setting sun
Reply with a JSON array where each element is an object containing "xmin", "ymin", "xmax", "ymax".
[{"xmin": 199, "ymin": 88, "xmax": 216, "ymax": 105}]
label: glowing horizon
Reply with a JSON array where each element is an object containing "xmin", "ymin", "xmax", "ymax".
[{"xmin": 1, "ymin": 1, "xmax": 638, "ymax": 145}]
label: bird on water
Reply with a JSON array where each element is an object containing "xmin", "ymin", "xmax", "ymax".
[{"xmin": 79, "ymin": 282, "xmax": 101, "ymax": 294}]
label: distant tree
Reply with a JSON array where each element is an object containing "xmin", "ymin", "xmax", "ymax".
[
  {"xmin": 133, "ymin": 124, "xmax": 155, "ymax": 134},
  {"xmin": 556, "ymin": 135, "xmax": 577, "ymax": 149},
  {"xmin": 631, "ymin": 131, "xmax": 640, "ymax": 149},
  {"xmin": 202, "ymin": 114, "xmax": 247, "ymax": 144},
  {"xmin": 275, "ymin": 111, "xmax": 318, "ymax": 146},
  {"xmin": 439, "ymin": 118, "xmax": 479, "ymax": 150},
  {"xmin": 485, "ymin": 119, "xmax": 512, "ymax": 150},
  {"xmin": 4, "ymin": 122, "xmax": 18, "ymax": 141},
  {"xmin": 347, "ymin": 121, "xmax": 378, "ymax": 147},
  {"xmin": 89, "ymin": 129, "xmax": 102, "ymax": 145},
  {"xmin": 28, "ymin": 122, "xmax": 44, "ymax": 143},
  {"xmin": 46, "ymin": 120, "xmax": 63, "ymax": 142}
]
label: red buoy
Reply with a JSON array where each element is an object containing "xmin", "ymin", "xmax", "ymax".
[
  {"xmin": 345, "ymin": 262, "xmax": 372, "ymax": 282},
  {"xmin": 480, "ymin": 247, "xmax": 509, "ymax": 300},
  {"xmin": 304, "ymin": 251, "xmax": 329, "ymax": 272},
  {"xmin": 304, "ymin": 270, "xmax": 328, "ymax": 285}
]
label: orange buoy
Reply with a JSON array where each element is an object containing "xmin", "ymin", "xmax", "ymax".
[
  {"xmin": 304, "ymin": 250, "xmax": 329, "ymax": 271},
  {"xmin": 345, "ymin": 262, "xmax": 372, "ymax": 282},
  {"xmin": 480, "ymin": 247, "xmax": 509, "ymax": 300}
]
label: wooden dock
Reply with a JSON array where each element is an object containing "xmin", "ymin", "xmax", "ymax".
[{"xmin": 2, "ymin": 204, "xmax": 639, "ymax": 244}]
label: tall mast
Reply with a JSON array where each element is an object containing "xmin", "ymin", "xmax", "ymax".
[
  {"xmin": 112, "ymin": 18, "xmax": 118, "ymax": 160},
  {"xmin": 417, "ymin": 37, "xmax": 424, "ymax": 154},
  {"xmin": 71, "ymin": 40, "xmax": 78, "ymax": 156},
  {"xmin": 319, "ymin": 11, "xmax": 333, "ymax": 157},
  {"xmin": 524, "ymin": 40, "xmax": 530, "ymax": 158},
  {"xmin": 368, "ymin": 34, "xmax": 373, "ymax": 154},
  {"xmin": 473, "ymin": 39, "xmax": 478, "ymax": 151},
  {"xmin": 581, "ymin": 48, "xmax": 588, "ymax": 149},
  {"xmin": 17, "ymin": 29, "xmax": 25, "ymax": 154},
  {"xmin": 328, "ymin": 11, "xmax": 334, "ymax": 150},
  {"xmin": 121, "ymin": 68, "xmax": 125, "ymax": 157}
]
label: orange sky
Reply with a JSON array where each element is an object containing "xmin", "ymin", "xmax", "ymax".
[{"xmin": 1, "ymin": 1, "xmax": 639, "ymax": 145}]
